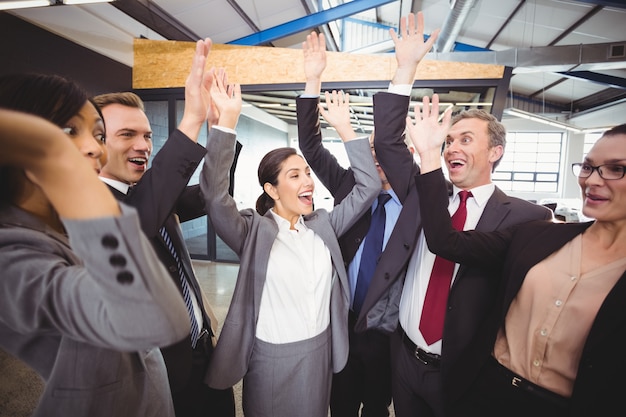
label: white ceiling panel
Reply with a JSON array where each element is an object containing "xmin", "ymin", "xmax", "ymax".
[
  {"xmin": 11, "ymin": 4, "xmax": 166, "ymax": 66},
  {"xmin": 3, "ymin": 0, "xmax": 623, "ymax": 129}
]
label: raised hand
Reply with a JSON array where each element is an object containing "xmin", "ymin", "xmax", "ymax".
[
  {"xmin": 319, "ymin": 90, "xmax": 357, "ymax": 142},
  {"xmin": 209, "ymin": 68, "xmax": 242, "ymax": 130},
  {"xmin": 390, "ymin": 12, "xmax": 440, "ymax": 85},
  {"xmin": 207, "ymin": 66, "xmax": 228, "ymax": 128},
  {"xmin": 406, "ymin": 94, "xmax": 451, "ymax": 173},
  {"xmin": 179, "ymin": 38, "xmax": 214, "ymax": 140},
  {"xmin": 303, "ymin": 31, "xmax": 327, "ymax": 95}
]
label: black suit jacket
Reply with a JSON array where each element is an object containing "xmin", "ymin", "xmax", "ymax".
[
  {"xmin": 416, "ymin": 170, "xmax": 626, "ymax": 417},
  {"xmin": 437, "ymin": 182, "xmax": 553, "ymax": 408},
  {"xmin": 106, "ymin": 129, "xmax": 209, "ymax": 391},
  {"xmin": 297, "ymin": 92, "xmax": 422, "ymax": 333}
]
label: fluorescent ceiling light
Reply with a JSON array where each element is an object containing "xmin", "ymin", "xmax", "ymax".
[
  {"xmin": 62, "ymin": 0, "xmax": 113, "ymax": 4},
  {"xmin": 503, "ymin": 108, "xmax": 583, "ymax": 133},
  {"xmin": 455, "ymin": 102, "xmax": 492, "ymax": 106},
  {"xmin": 0, "ymin": 0, "xmax": 52, "ymax": 10},
  {"xmin": 0, "ymin": 0, "xmax": 113, "ymax": 9}
]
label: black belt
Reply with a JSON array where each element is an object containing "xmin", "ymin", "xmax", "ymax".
[
  {"xmin": 488, "ymin": 356, "xmax": 569, "ymax": 409},
  {"xmin": 399, "ymin": 327, "xmax": 441, "ymax": 367}
]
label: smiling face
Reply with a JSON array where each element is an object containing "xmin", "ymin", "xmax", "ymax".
[
  {"xmin": 264, "ymin": 154, "xmax": 315, "ymax": 226},
  {"xmin": 99, "ymin": 103, "xmax": 153, "ymax": 184},
  {"xmin": 444, "ymin": 117, "xmax": 503, "ymax": 190},
  {"xmin": 578, "ymin": 132, "xmax": 626, "ymax": 223},
  {"xmin": 63, "ymin": 100, "xmax": 106, "ymax": 174}
]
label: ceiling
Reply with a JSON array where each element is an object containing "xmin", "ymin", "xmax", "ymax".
[{"xmin": 5, "ymin": 0, "xmax": 626, "ymax": 131}]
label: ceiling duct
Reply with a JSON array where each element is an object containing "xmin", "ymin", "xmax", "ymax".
[{"xmin": 434, "ymin": 0, "xmax": 478, "ymax": 53}]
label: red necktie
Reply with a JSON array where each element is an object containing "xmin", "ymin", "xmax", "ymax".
[{"xmin": 419, "ymin": 190, "xmax": 472, "ymax": 345}]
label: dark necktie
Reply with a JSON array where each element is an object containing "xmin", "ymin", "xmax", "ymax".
[
  {"xmin": 353, "ymin": 193, "xmax": 392, "ymax": 315},
  {"xmin": 159, "ymin": 226, "xmax": 201, "ymax": 348},
  {"xmin": 419, "ymin": 190, "xmax": 472, "ymax": 345}
]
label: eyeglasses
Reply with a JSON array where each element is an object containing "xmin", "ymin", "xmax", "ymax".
[{"xmin": 571, "ymin": 163, "xmax": 626, "ymax": 180}]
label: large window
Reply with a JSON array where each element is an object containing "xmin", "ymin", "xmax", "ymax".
[
  {"xmin": 583, "ymin": 131, "xmax": 605, "ymax": 157},
  {"xmin": 492, "ymin": 132, "xmax": 564, "ymax": 193}
]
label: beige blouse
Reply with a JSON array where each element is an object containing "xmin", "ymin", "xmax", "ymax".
[{"xmin": 494, "ymin": 234, "xmax": 626, "ymax": 397}]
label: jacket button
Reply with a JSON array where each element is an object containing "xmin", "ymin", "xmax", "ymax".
[
  {"xmin": 116, "ymin": 271, "xmax": 134, "ymax": 284},
  {"xmin": 101, "ymin": 234, "xmax": 119, "ymax": 249},
  {"xmin": 168, "ymin": 265, "xmax": 178, "ymax": 273},
  {"xmin": 109, "ymin": 254, "xmax": 127, "ymax": 267}
]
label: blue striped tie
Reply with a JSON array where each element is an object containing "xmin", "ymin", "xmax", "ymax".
[
  {"xmin": 159, "ymin": 226, "xmax": 200, "ymax": 348},
  {"xmin": 353, "ymin": 193, "xmax": 392, "ymax": 315}
]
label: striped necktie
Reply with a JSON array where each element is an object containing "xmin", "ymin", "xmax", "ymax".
[
  {"xmin": 353, "ymin": 193, "xmax": 392, "ymax": 315},
  {"xmin": 159, "ymin": 226, "xmax": 201, "ymax": 348}
]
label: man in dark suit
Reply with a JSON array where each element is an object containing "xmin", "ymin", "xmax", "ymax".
[
  {"xmin": 94, "ymin": 39, "xmax": 235, "ymax": 417},
  {"xmin": 297, "ymin": 13, "xmax": 437, "ymax": 416},
  {"xmin": 391, "ymin": 106, "xmax": 554, "ymax": 415}
]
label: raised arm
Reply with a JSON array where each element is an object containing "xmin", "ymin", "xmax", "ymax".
[
  {"xmin": 125, "ymin": 39, "xmax": 212, "ymax": 235},
  {"xmin": 177, "ymin": 38, "xmax": 214, "ymax": 141},
  {"xmin": 199, "ymin": 69, "xmax": 247, "ymax": 253},
  {"xmin": 389, "ymin": 11, "xmax": 439, "ymax": 86},
  {"xmin": 372, "ymin": 12, "xmax": 439, "ymax": 200},
  {"xmin": 297, "ymin": 32, "xmax": 352, "ymax": 197},
  {"xmin": 303, "ymin": 31, "xmax": 327, "ymax": 96}
]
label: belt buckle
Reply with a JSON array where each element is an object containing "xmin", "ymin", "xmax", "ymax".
[
  {"xmin": 511, "ymin": 376, "xmax": 521, "ymax": 387},
  {"xmin": 414, "ymin": 348, "xmax": 429, "ymax": 366}
]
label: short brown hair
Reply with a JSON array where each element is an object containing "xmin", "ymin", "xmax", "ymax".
[{"xmin": 92, "ymin": 91, "xmax": 144, "ymax": 111}]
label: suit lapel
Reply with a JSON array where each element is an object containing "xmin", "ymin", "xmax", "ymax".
[
  {"xmin": 106, "ymin": 184, "xmax": 128, "ymax": 201},
  {"xmin": 305, "ymin": 212, "xmax": 350, "ymax": 303},
  {"xmin": 454, "ymin": 188, "xmax": 511, "ymax": 279},
  {"xmin": 474, "ymin": 187, "xmax": 511, "ymax": 232}
]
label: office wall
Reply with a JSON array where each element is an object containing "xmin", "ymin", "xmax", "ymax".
[{"xmin": 0, "ymin": 12, "xmax": 131, "ymax": 95}]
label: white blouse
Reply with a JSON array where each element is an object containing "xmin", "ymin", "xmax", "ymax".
[{"xmin": 255, "ymin": 210, "xmax": 333, "ymax": 344}]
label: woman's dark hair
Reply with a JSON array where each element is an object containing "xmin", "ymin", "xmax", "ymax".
[
  {"xmin": 88, "ymin": 97, "xmax": 106, "ymax": 141},
  {"xmin": 0, "ymin": 73, "xmax": 90, "ymax": 205},
  {"xmin": 255, "ymin": 147, "xmax": 298, "ymax": 215},
  {"xmin": 0, "ymin": 73, "xmax": 88, "ymax": 127}
]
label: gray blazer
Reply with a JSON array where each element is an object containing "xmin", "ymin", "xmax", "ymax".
[
  {"xmin": 0, "ymin": 204, "xmax": 190, "ymax": 417},
  {"xmin": 200, "ymin": 129, "xmax": 379, "ymax": 389}
]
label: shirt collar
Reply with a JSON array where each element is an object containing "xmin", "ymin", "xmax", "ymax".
[
  {"xmin": 452, "ymin": 183, "xmax": 495, "ymax": 207},
  {"xmin": 384, "ymin": 188, "xmax": 400, "ymax": 206},
  {"xmin": 269, "ymin": 209, "xmax": 308, "ymax": 232},
  {"xmin": 99, "ymin": 177, "xmax": 132, "ymax": 195}
]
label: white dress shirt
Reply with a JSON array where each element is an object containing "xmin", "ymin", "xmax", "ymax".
[{"xmin": 399, "ymin": 183, "xmax": 495, "ymax": 354}]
